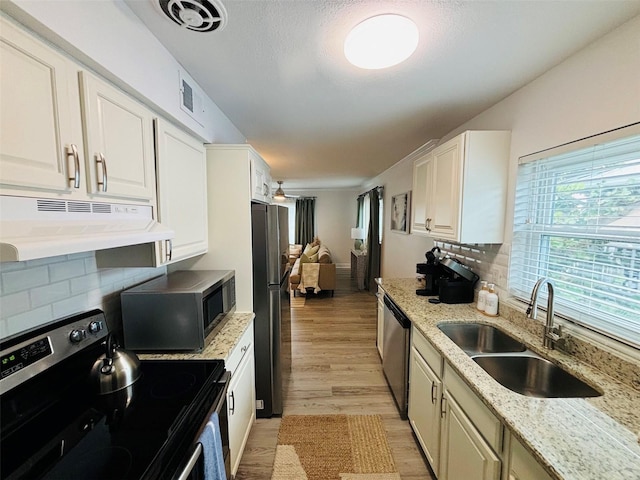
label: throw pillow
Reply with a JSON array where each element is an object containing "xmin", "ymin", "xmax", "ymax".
[
  {"xmin": 307, "ymin": 245, "xmax": 320, "ymax": 257},
  {"xmin": 303, "ymin": 243, "xmax": 313, "ymax": 255},
  {"xmin": 301, "ymin": 252, "xmax": 319, "ymax": 263},
  {"xmin": 311, "ymin": 237, "xmax": 321, "ymax": 247}
]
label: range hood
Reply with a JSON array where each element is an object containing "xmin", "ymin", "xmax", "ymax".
[{"xmin": 0, "ymin": 195, "xmax": 174, "ymax": 262}]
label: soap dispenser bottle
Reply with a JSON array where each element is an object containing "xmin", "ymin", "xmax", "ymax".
[
  {"xmin": 477, "ymin": 281, "xmax": 489, "ymax": 311},
  {"xmin": 485, "ymin": 284, "xmax": 499, "ymax": 316}
]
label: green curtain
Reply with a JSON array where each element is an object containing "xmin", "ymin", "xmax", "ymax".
[
  {"xmin": 295, "ymin": 197, "xmax": 315, "ymax": 246},
  {"xmin": 365, "ymin": 187, "xmax": 383, "ymax": 292}
]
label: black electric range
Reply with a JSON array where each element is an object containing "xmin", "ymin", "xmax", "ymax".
[{"xmin": 0, "ymin": 310, "xmax": 229, "ymax": 480}]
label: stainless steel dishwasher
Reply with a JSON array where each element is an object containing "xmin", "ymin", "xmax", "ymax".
[{"xmin": 382, "ymin": 294, "xmax": 411, "ymax": 419}]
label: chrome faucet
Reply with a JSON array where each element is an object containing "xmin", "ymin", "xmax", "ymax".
[{"xmin": 526, "ymin": 278, "xmax": 562, "ymax": 349}]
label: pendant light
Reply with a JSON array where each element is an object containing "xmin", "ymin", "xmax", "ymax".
[{"xmin": 274, "ymin": 181, "xmax": 286, "ymax": 200}]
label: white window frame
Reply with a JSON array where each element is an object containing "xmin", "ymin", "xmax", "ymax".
[{"xmin": 509, "ymin": 123, "xmax": 640, "ymax": 351}]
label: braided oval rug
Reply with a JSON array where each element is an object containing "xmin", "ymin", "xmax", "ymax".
[{"xmin": 271, "ymin": 414, "xmax": 400, "ymax": 480}]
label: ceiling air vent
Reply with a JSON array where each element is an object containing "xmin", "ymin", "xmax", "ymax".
[{"xmin": 158, "ymin": 0, "xmax": 227, "ymax": 33}]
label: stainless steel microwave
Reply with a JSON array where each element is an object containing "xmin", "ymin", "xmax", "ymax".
[{"xmin": 121, "ymin": 270, "xmax": 236, "ymax": 352}]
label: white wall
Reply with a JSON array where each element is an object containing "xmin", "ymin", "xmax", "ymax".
[
  {"xmin": 286, "ymin": 189, "xmax": 359, "ymax": 267},
  {"xmin": 363, "ymin": 15, "xmax": 640, "ymax": 287},
  {"xmin": 2, "ymin": 0, "xmax": 245, "ymax": 144}
]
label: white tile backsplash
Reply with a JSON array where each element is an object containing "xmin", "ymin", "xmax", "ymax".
[
  {"xmin": 0, "ymin": 253, "xmax": 165, "ymax": 339},
  {"xmin": 436, "ymin": 241, "xmax": 511, "ymax": 296}
]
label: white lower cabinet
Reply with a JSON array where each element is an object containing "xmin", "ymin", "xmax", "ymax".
[
  {"xmin": 225, "ymin": 321, "xmax": 256, "ymax": 477},
  {"xmin": 409, "ymin": 326, "xmax": 502, "ymax": 480},
  {"xmin": 440, "ymin": 392, "xmax": 501, "ymax": 480},
  {"xmin": 507, "ymin": 436, "xmax": 553, "ymax": 480},
  {"xmin": 408, "ymin": 344, "xmax": 442, "ymax": 476},
  {"xmin": 408, "ymin": 326, "xmax": 556, "ymax": 480}
]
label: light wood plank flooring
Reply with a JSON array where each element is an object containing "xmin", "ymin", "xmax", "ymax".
[{"xmin": 235, "ymin": 268, "xmax": 434, "ymax": 479}]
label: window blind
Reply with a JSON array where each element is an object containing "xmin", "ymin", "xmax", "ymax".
[{"xmin": 509, "ymin": 126, "xmax": 640, "ymax": 348}]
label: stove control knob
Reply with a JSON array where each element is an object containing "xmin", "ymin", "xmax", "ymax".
[
  {"xmin": 88, "ymin": 321, "xmax": 103, "ymax": 334},
  {"xmin": 69, "ymin": 329, "xmax": 86, "ymax": 344}
]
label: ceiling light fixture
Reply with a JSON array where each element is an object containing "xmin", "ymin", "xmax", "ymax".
[
  {"xmin": 274, "ymin": 181, "xmax": 286, "ymax": 200},
  {"xmin": 344, "ymin": 14, "xmax": 419, "ymax": 69}
]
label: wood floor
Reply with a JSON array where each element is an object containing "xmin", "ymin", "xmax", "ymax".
[{"xmin": 235, "ymin": 269, "xmax": 434, "ymax": 479}]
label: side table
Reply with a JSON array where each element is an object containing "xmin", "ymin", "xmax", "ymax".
[{"xmin": 350, "ymin": 249, "xmax": 368, "ymax": 290}]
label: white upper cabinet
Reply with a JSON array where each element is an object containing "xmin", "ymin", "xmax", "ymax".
[
  {"xmin": 0, "ymin": 16, "xmax": 84, "ymax": 195},
  {"xmin": 154, "ymin": 118, "xmax": 208, "ymax": 264},
  {"xmin": 251, "ymin": 152, "xmax": 272, "ymax": 204},
  {"xmin": 411, "ymin": 131, "xmax": 511, "ymax": 244},
  {"xmin": 79, "ymin": 71, "xmax": 156, "ymax": 202},
  {"xmin": 0, "ymin": 17, "xmax": 157, "ymax": 207},
  {"xmin": 411, "ymin": 152, "xmax": 434, "ymax": 235}
]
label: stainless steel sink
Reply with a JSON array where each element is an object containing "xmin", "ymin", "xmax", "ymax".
[
  {"xmin": 473, "ymin": 355, "xmax": 601, "ymax": 398},
  {"xmin": 438, "ymin": 323, "xmax": 526, "ymax": 355}
]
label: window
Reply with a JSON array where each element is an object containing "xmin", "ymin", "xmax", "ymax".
[{"xmin": 509, "ymin": 124, "xmax": 640, "ymax": 348}]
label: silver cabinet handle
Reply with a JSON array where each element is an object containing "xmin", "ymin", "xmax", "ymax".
[
  {"xmin": 431, "ymin": 381, "xmax": 437, "ymax": 404},
  {"xmin": 166, "ymin": 239, "xmax": 172, "ymax": 261},
  {"xmin": 96, "ymin": 153, "xmax": 108, "ymax": 192},
  {"xmin": 440, "ymin": 395, "xmax": 447, "ymax": 418},
  {"xmin": 426, "ymin": 218, "xmax": 432, "ymax": 232},
  {"xmin": 229, "ymin": 390, "xmax": 235, "ymax": 415},
  {"xmin": 67, "ymin": 144, "xmax": 80, "ymax": 188}
]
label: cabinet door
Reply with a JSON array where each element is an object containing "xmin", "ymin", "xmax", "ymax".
[
  {"xmin": 430, "ymin": 136, "xmax": 463, "ymax": 241},
  {"xmin": 80, "ymin": 72, "xmax": 155, "ymax": 201},
  {"xmin": 408, "ymin": 346, "xmax": 442, "ymax": 476},
  {"xmin": 228, "ymin": 344, "xmax": 256, "ymax": 476},
  {"xmin": 0, "ymin": 17, "xmax": 83, "ymax": 193},
  {"xmin": 440, "ymin": 392, "xmax": 501, "ymax": 480},
  {"xmin": 411, "ymin": 153, "xmax": 433, "ymax": 235},
  {"xmin": 250, "ymin": 152, "xmax": 271, "ymax": 203},
  {"xmin": 154, "ymin": 118, "xmax": 208, "ymax": 264},
  {"xmin": 377, "ymin": 288, "xmax": 384, "ymax": 359},
  {"xmin": 508, "ymin": 436, "xmax": 552, "ymax": 480}
]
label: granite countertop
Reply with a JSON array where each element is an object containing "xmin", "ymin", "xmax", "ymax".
[
  {"xmin": 139, "ymin": 312, "xmax": 254, "ymax": 361},
  {"xmin": 377, "ymin": 278, "xmax": 640, "ymax": 480}
]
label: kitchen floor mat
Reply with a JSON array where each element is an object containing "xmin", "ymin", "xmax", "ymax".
[{"xmin": 271, "ymin": 414, "xmax": 400, "ymax": 480}]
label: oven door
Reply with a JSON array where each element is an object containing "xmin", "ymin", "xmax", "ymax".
[{"xmin": 174, "ymin": 371, "xmax": 231, "ymax": 480}]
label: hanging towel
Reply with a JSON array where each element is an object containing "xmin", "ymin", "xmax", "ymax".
[
  {"xmin": 198, "ymin": 411, "xmax": 227, "ymax": 480},
  {"xmin": 299, "ymin": 262, "xmax": 321, "ymax": 294}
]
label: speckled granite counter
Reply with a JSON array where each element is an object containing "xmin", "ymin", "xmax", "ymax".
[
  {"xmin": 378, "ymin": 278, "xmax": 640, "ymax": 480},
  {"xmin": 139, "ymin": 312, "xmax": 254, "ymax": 361}
]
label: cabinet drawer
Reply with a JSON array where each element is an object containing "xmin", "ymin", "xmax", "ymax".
[
  {"xmin": 444, "ymin": 362, "xmax": 503, "ymax": 453},
  {"xmin": 226, "ymin": 320, "xmax": 254, "ymax": 375},
  {"xmin": 412, "ymin": 325, "xmax": 443, "ymax": 378}
]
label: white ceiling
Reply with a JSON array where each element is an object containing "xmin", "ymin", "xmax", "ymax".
[{"xmin": 124, "ymin": 0, "xmax": 640, "ymax": 189}]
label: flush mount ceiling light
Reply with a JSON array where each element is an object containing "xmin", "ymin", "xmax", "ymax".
[{"xmin": 344, "ymin": 14, "xmax": 419, "ymax": 69}]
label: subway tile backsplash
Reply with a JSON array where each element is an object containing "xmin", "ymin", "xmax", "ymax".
[
  {"xmin": 0, "ymin": 252, "xmax": 165, "ymax": 339},
  {"xmin": 435, "ymin": 240, "xmax": 510, "ymax": 294}
]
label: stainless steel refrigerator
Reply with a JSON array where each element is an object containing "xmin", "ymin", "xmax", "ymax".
[{"xmin": 251, "ymin": 203, "xmax": 291, "ymax": 418}]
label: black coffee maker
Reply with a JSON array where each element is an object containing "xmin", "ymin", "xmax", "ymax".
[
  {"xmin": 438, "ymin": 257, "xmax": 479, "ymax": 304},
  {"xmin": 416, "ymin": 247, "xmax": 443, "ymax": 296}
]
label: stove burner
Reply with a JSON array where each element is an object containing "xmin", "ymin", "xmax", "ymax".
[{"xmin": 150, "ymin": 372, "xmax": 197, "ymax": 399}]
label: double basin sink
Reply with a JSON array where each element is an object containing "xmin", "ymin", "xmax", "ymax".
[{"xmin": 437, "ymin": 323, "xmax": 601, "ymax": 398}]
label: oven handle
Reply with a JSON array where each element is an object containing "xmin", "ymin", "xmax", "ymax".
[
  {"xmin": 216, "ymin": 371, "xmax": 231, "ymax": 413},
  {"xmin": 175, "ymin": 442, "xmax": 202, "ymax": 480}
]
